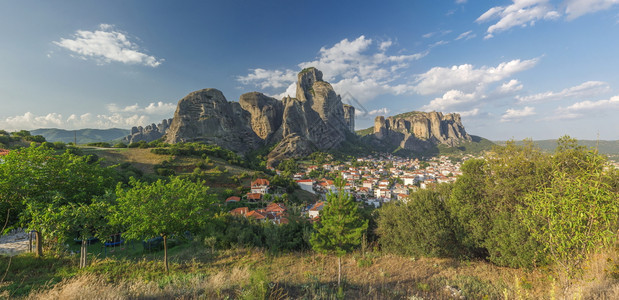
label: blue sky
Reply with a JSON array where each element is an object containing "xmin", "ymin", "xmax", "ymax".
[{"xmin": 1, "ymin": 0, "xmax": 618, "ymax": 140}]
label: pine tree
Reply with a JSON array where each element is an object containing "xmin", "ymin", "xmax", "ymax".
[{"xmin": 310, "ymin": 177, "xmax": 368, "ymax": 286}]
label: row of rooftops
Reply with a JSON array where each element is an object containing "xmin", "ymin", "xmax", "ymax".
[{"xmin": 229, "ymin": 202, "xmax": 288, "ymax": 224}]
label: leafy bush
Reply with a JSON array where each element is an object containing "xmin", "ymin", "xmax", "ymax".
[{"xmin": 377, "ymin": 186, "xmax": 460, "ymax": 257}]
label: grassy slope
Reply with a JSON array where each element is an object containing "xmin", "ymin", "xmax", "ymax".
[
  {"xmin": 81, "ymin": 147, "xmax": 254, "ymax": 176},
  {"xmin": 6, "ymin": 241, "xmax": 617, "ymax": 299}
]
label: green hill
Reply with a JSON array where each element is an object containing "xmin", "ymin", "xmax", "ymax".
[{"xmin": 31, "ymin": 128, "xmax": 129, "ymax": 144}]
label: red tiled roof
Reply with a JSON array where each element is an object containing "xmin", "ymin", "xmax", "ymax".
[
  {"xmin": 296, "ymin": 179, "xmax": 313, "ymax": 183},
  {"xmin": 266, "ymin": 202, "xmax": 286, "ymax": 213},
  {"xmin": 246, "ymin": 210, "xmax": 266, "ymax": 219},
  {"xmin": 0, "ymin": 149, "xmax": 9, "ymax": 156},
  {"xmin": 230, "ymin": 207, "xmax": 249, "ymax": 216},
  {"xmin": 225, "ymin": 196, "xmax": 241, "ymax": 202},
  {"xmin": 246, "ymin": 193, "xmax": 262, "ymax": 201},
  {"xmin": 251, "ymin": 178, "xmax": 270, "ymax": 187}
]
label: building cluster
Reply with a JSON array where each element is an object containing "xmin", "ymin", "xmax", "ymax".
[
  {"xmin": 227, "ymin": 178, "xmax": 289, "ymax": 224},
  {"xmin": 293, "ymin": 154, "xmax": 479, "ymax": 208}
]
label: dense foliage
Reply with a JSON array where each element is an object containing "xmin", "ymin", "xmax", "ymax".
[
  {"xmin": 112, "ymin": 177, "xmax": 217, "ymax": 272},
  {"xmin": 377, "ymin": 185, "xmax": 459, "ymax": 258},
  {"xmin": 377, "ymin": 136, "xmax": 618, "ymax": 273}
]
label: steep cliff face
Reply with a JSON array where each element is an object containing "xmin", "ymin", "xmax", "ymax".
[
  {"xmin": 239, "ymin": 92, "xmax": 283, "ymax": 142},
  {"xmin": 163, "ymin": 68, "xmax": 354, "ymax": 165},
  {"xmin": 123, "ymin": 118, "xmax": 172, "ymax": 144},
  {"xmin": 268, "ymin": 68, "xmax": 351, "ymax": 163},
  {"xmin": 372, "ymin": 111, "xmax": 471, "ymax": 152},
  {"xmin": 164, "ymin": 88, "xmax": 262, "ymax": 153}
]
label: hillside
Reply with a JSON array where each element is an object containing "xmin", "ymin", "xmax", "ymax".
[{"xmin": 32, "ymin": 128, "xmax": 129, "ymax": 144}]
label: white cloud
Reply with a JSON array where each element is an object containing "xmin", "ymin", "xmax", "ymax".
[
  {"xmin": 107, "ymin": 101, "xmax": 176, "ymax": 115},
  {"xmin": 456, "ymin": 0, "xmax": 467, "ymax": 4},
  {"xmin": 356, "ymin": 107, "xmax": 390, "ymax": 117},
  {"xmin": 554, "ymin": 95, "xmax": 619, "ymax": 119},
  {"xmin": 420, "ymin": 90, "xmax": 478, "ymax": 112},
  {"xmin": 455, "ymin": 30, "xmax": 476, "ymax": 40},
  {"xmin": 498, "ymin": 79, "xmax": 524, "ymax": 94},
  {"xmin": 0, "ymin": 100, "xmax": 176, "ymax": 131},
  {"xmin": 501, "ymin": 106, "xmax": 536, "ymax": 122},
  {"xmin": 565, "ymin": 0, "xmax": 619, "ymax": 20},
  {"xmin": 516, "ymin": 81, "xmax": 610, "ymax": 103},
  {"xmin": 0, "ymin": 112, "xmax": 152, "ymax": 131},
  {"xmin": 237, "ymin": 68, "xmax": 297, "ymax": 89},
  {"xmin": 457, "ymin": 108, "xmax": 480, "ymax": 117},
  {"xmin": 430, "ymin": 40, "xmax": 449, "ymax": 48},
  {"xmin": 422, "ymin": 32, "xmax": 435, "ymax": 38},
  {"xmin": 476, "ymin": 0, "xmax": 560, "ymax": 39},
  {"xmin": 144, "ymin": 102, "xmax": 177, "ymax": 114},
  {"xmin": 238, "ymin": 35, "xmax": 427, "ymax": 102},
  {"xmin": 53, "ymin": 24, "xmax": 163, "ymax": 67},
  {"xmin": 413, "ymin": 58, "xmax": 538, "ymax": 95},
  {"xmin": 379, "ymin": 40, "xmax": 393, "ymax": 52}
]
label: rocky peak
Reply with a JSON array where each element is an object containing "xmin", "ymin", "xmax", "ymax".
[
  {"xmin": 123, "ymin": 118, "xmax": 172, "ymax": 144},
  {"xmin": 371, "ymin": 111, "xmax": 471, "ymax": 152},
  {"xmin": 162, "ymin": 68, "xmax": 355, "ymax": 166},
  {"xmin": 164, "ymin": 88, "xmax": 262, "ymax": 153},
  {"xmin": 296, "ymin": 67, "xmax": 323, "ymax": 102}
]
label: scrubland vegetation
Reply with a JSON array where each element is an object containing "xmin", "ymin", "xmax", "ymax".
[{"xmin": 0, "ymin": 133, "xmax": 617, "ymax": 299}]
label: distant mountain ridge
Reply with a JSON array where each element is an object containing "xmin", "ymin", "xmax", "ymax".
[{"xmin": 31, "ymin": 128, "xmax": 129, "ymax": 144}]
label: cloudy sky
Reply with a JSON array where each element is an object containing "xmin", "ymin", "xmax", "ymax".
[{"xmin": 1, "ymin": 0, "xmax": 618, "ymax": 140}]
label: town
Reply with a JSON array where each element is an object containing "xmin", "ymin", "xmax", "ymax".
[{"xmin": 227, "ymin": 153, "xmax": 480, "ymax": 223}]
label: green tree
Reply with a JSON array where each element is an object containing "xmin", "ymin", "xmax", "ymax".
[
  {"xmin": 0, "ymin": 145, "xmax": 116, "ymax": 256},
  {"xmin": 447, "ymin": 141, "xmax": 551, "ymax": 267},
  {"xmin": 64, "ymin": 195, "xmax": 115, "ymax": 268},
  {"xmin": 377, "ymin": 185, "xmax": 459, "ymax": 258},
  {"xmin": 112, "ymin": 177, "xmax": 217, "ymax": 272},
  {"xmin": 310, "ymin": 177, "xmax": 368, "ymax": 286},
  {"xmin": 520, "ymin": 141, "xmax": 618, "ymax": 292}
]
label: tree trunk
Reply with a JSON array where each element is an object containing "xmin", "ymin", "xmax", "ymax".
[
  {"xmin": 338, "ymin": 256, "xmax": 342, "ymax": 286},
  {"xmin": 35, "ymin": 231, "xmax": 43, "ymax": 258},
  {"xmin": 163, "ymin": 235, "xmax": 169, "ymax": 273},
  {"xmin": 80, "ymin": 239, "xmax": 88, "ymax": 268}
]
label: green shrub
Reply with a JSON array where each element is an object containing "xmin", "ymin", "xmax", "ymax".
[{"xmin": 377, "ymin": 186, "xmax": 459, "ymax": 257}]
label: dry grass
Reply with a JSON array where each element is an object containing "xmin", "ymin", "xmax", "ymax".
[
  {"xmin": 85, "ymin": 148, "xmax": 169, "ymax": 174},
  {"xmin": 28, "ymin": 265, "xmax": 252, "ymax": 300},
  {"xmin": 22, "ymin": 246, "xmax": 619, "ymax": 299}
]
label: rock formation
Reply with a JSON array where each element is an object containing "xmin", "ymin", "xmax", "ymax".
[
  {"xmin": 164, "ymin": 89, "xmax": 262, "ymax": 153},
  {"xmin": 123, "ymin": 118, "xmax": 172, "ymax": 144},
  {"xmin": 371, "ymin": 111, "xmax": 471, "ymax": 152},
  {"xmin": 164, "ymin": 68, "xmax": 355, "ymax": 166}
]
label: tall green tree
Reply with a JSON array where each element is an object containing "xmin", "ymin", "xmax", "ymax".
[
  {"xmin": 310, "ymin": 177, "xmax": 368, "ymax": 286},
  {"xmin": 520, "ymin": 138, "xmax": 618, "ymax": 292},
  {"xmin": 112, "ymin": 177, "xmax": 217, "ymax": 273},
  {"xmin": 447, "ymin": 141, "xmax": 551, "ymax": 267},
  {"xmin": 0, "ymin": 145, "xmax": 115, "ymax": 256}
]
